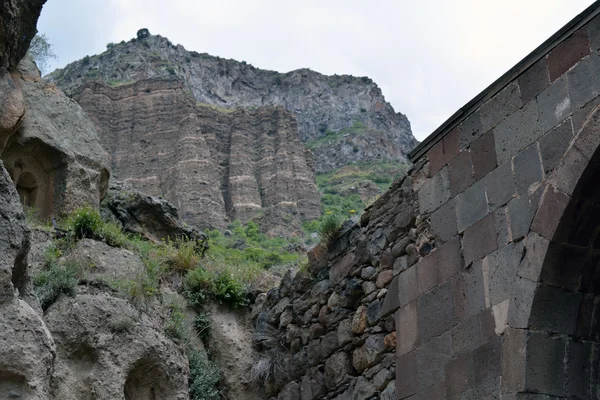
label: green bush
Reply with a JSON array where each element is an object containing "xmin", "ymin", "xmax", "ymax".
[
  {"xmin": 164, "ymin": 303, "xmax": 187, "ymax": 340},
  {"xmin": 100, "ymin": 221, "xmax": 129, "ymax": 247},
  {"xmin": 188, "ymin": 350, "xmax": 221, "ymax": 400},
  {"xmin": 194, "ymin": 313, "xmax": 211, "ymax": 340},
  {"xmin": 68, "ymin": 206, "xmax": 103, "ymax": 239},
  {"xmin": 167, "ymin": 238, "xmax": 201, "ymax": 271},
  {"xmin": 319, "ymin": 214, "xmax": 342, "ymax": 244},
  {"xmin": 34, "ymin": 260, "xmax": 84, "ymax": 310},
  {"xmin": 213, "ymin": 272, "xmax": 247, "ymax": 307}
]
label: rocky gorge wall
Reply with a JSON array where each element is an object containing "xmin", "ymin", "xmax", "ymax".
[{"xmin": 73, "ymin": 78, "xmax": 320, "ymax": 234}]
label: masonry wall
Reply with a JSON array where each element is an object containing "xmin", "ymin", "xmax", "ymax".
[{"xmin": 394, "ymin": 10, "xmax": 600, "ymax": 399}]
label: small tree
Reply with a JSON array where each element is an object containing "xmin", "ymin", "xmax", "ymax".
[
  {"xmin": 28, "ymin": 33, "xmax": 57, "ymax": 75},
  {"xmin": 137, "ymin": 28, "xmax": 151, "ymax": 40}
]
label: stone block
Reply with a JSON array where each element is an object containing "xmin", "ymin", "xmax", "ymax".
[
  {"xmin": 517, "ymin": 232, "xmax": 549, "ymax": 282},
  {"xmin": 396, "ymin": 351, "xmax": 418, "ymax": 399},
  {"xmin": 456, "ymin": 178, "xmax": 488, "ymax": 232},
  {"xmin": 437, "ymin": 236, "xmax": 463, "ymax": 282},
  {"xmin": 471, "ymin": 130, "xmax": 497, "ymax": 181},
  {"xmin": 399, "ymin": 265, "xmax": 418, "ymax": 308},
  {"xmin": 451, "ymin": 314, "xmax": 482, "ymax": 355},
  {"xmin": 486, "ymin": 242, "xmax": 524, "ymax": 306},
  {"xmin": 501, "ymin": 328, "xmax": 527, "ymax": 394},
  {"xmin": 330, "ymin": 253, "xmax": 355, "ymax": 285},
  {"xmin": 352, "ymin": 334, "xmax": 386, "ymax": 373},
  {"xmin": 418, "ymin": 282, "xmax": 457, "ymax": 343},
  {"xmin": 512, "ymin": 143, "xmax": 543, "ymax": 196},
  {"xmin": 444, "ymin": 351, "xmax": 474, "ymax": 396},
  {"xmin": 524, "ymin": 331, "xmax": 566, "ymax": 396},
  {"xmin": 537, "ymin": 76, "xmax": 572, "ymax": 134},
  {"xmin": 428, "ymin": 140, "xmax": 446, "ymax": 176},
  {"xmin": 529, "ymin": 284, "xmax": 582, "ymax": 335},
  {"xmin": 508, "ymin": 195, "xmax": 534, "ymax": 241},
  {"xmin": 416, "ymin": 332, "xmax": 452, "ymax": 390},
  {"xmin": 462, "ymin": 213, "xmax": 497, "ymax": 265},
  {"xmin": 429, "ymin": 198, "xmax": 457, "ymax": 243},
  {"xmin": 459, "ymin": 110, "xmax": 484, "ymax": 149},
  {"xmin": 568, "ymin": 52, "xmax": 600, "ymax": 109},
  {"xmin": 540, "ymin": 243, "xmax": 587, "ymax": 292},
  {"xmin": 462, "ymin": 377, "xmax": 501, "ymax": 400},
  {"xmin": 443, "ymin": 127, "xmax": 460, "ymax": 164},
  {"xmin": 278, "ymin": 381, "xmax": 301, "ymax": 400},
  {"xmin": 539, "ymin": 118, "xmax": 573, "ymax": 175},
  {"xmin": 376, "ymin": 270, "xmax": 393, "ymax": 288},
  {"xmin": 417, "ymin": 252, "xmax": 439, "ymax": 295},
  {"xmin": 550, "ymin": 145, "xmax": 589, "ymax": 195},
  {"xmin": 506, "ymin": 276, "xmax": 537, "ymax": 329},
  {"xmin": 480, "ymin": 81, "xmax": 523, "ymax": 132},
  {"xmin": 451, "ymin": 262, "xmax": 486, "ymax": 321},
  {"xmin": 494, "ymin": 207, "xmax": 510, "ymax": 247},
  {"xmin": 448, "ymin": 150, "xmax": 474, "ymax": 197},
  {"xmin": 566, "ymin": 340, "xmax": 593, "ymax": 398},
  {"xmin": 352, "ymin": 305, "xmax": 368, "ymax": 334},
  {"xmin": 380, "ymin": 274, "xmax": 400, "ymax": 317},
  {"xmin": 380, "ymin": 381, "xmax": 396, "ymax": 400},
  {"xmin": 573, "ymin": 102, "xmax": 600, "ymax": 159},
  {"xmin": 366, "ymin": 299, "xmax": 381, "ymax": 326},
  {"xmin": 473, "ymin": 336, "xmax": 502, "ymax": 385},
  {"xmin": 337, "ymin": 318, "xmax": 353, "ymax": 347},
  {"xmin": 547, "ymin": 28, "xmax": 590, "ymax": 82},
  {"xmin": 325, "ymin": 352, "xmax": 352, "ymax": 389},
  {"xmin": 352, "ymin": 376, "xmax": 376, "ymax": 400},
  {"xmin": 531, "ymin": 185, "xmax": 571, "ymax": 240},
  {"xmin": 418, "ymin": 167, "xmax": 451, "ymax": 214},
  {"xmin": 589, "ymin": 13, "xmax": 600, "ymax": 51},
  {"xmin": 519, "ymin": 57, "xmax": 551, "ymax": 104},
  {"xmin": 396, "ymin": 301, "xmax": 419, "ymax": 356},
  {"xmin": 494, "ymin": 101, "xmax": 542, "ymax": 164},
  {"xmin": 484, "ymin": 161, "xmax": 516, "ymax": 210}
]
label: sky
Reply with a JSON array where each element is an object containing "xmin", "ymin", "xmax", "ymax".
[{"xmin": 37, "ymin": 0, "xmax": 596, "ymax": 141}]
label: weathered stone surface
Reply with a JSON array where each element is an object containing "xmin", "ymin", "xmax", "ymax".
[
  {"xmin": 418, "ymin": 167, "xmax": 450, "ymax": 213},
  {"xmin": 494, "ymin": 101, "xmax": 542, "ymax": 164},
  {"xmin": 44, "ymin": 291, "xmax": 189, "ymax": 399},
  {"xmin": 278, "ymin": 381, "xmax": 301, "ymax": 400},
  {"xmin": 325, "ymin": 352, "xmax": 353, "ymax": 389},
  {"xmin": 519, "ymin": 57, "xmax": 551, "ymax": 104},
  {"xmin": 376, "ymin": 270, "xmax": 393, "ymax": 288},
  {"xmin": 480, "ymin": 81, "xmax": 522, "ymax": 132},
  {"xmin": 352, "ymin": 305, "xmax": 368, "ymax": 334},
  {"xmin": 462, "ymin": 213, "xmax": 497, "ymax": 265},
  {"xmin": 330, "ymin": 254, "xmax": 355, "ymax": 285},
  {"xmin": 448, "ymin": 149, "xmax": 474, "ymax": 197},
  {"xmin": 458, "ymin": 111, "xmax": 484, "ymax": 149},
  {"xmin": 484, "ymin": 161, "xmax": 516, "ymax": 210},
  {"xmin": 352, "ymin": 334, "xmax": 386, "ymax": 373},
  {"xmin": 456, "ymin": 178, "xmax": 488, "ymax": 232},
  {"xmin": 352, "ymin": 376, "xmax": 376, "ymax": 400},
  {"xmin": 0, "ymin": 0, "xmax": 46, "ymax": 71},
  {"xmin": 537, "ymin": 76, "xmax": 572, "ymax": 134},
  {"xmin": 547, "ymin": 29, "xmax": 590, "ymax": 82}
]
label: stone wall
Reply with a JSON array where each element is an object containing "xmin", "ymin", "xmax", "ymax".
[
  {"xmin": 393, "ymin": 7, "xmax": 600, "ymax": 399},
  {"xmin": 251, "ymin": 174, "xmax": 419, "ymax": 400}
]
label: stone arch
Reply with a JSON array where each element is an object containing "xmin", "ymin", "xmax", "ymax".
[
  {"xmin": 505, "ymin": 105, "xmax": 600, "ymax": 397},
  {"xmin": 123, "ymin": 356, "xmax": 176, "ymax": 400}
]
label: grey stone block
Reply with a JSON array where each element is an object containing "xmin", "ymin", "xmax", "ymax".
[
  {"xmin": 494, "ymin": 207, "xmax": 510, "ymax": 247},
  {"xmin": 444, "ymin": 351, "xmax": 474, "ymax": 395},
  {"xmin": 495, "ymin": 101, "xmax": 542, "ymax": 164},
  {"xmin": 456, "ymin": 178, "xmax": 488, "ymax": 232},
  {"xmin": 537, "ymin": 76, "xmax": 572, "ymax": 134},
  {"xmin": 529, "ymin": 284, "xmax": 582, "ymax": 335},
  {"xmin": 549, "ymin": 145, "xmax": 588, "ymax": 195},
  {"xmin": 473, "ymin": 336, "xmax": 502, "ymax": 385},
  {"xmin": 501, "ymin": 328, "xmax": 527, "ymax": 394},
  {"xmin": 487, "ymin": 242, "xmax": 524, "ymax": 306},
  {"xmin": 418, "ymin": 167, "xmax": 451, "ymax": 214},
  {"xmin": 459, "ymin": 111, "xmax": 484, "ymax": 150},
  {"xmin": 429, "ymin": 198, "xmax": 457, "ymax": 243},
  {"xmin": 418, "ymin": 282, "xmax": 457, "ymax": 343},
  {"xmin": 539, "ymin": 118, "xmax": 573, "ymax": 175},
  {"xmin": 396, "ymin": 351, "xmax": 417, "ymax": 399},
  {"xmin": 589, "ymin": 14, "xmax": 600, "ymax": 51},
  {"xmin": 417, "ymin": 252, "xmax": 439, "ymax": 295},
  {"xmin": 462, "ymin": 213, "xmax": 498, "ymax": 265},
  {"xmin": 462, "ymin": 377, "xmax": 501, "ymax": 400},
  {"xmin": 508, "ymin": 195, "xmax": 534, "ymax": 241},
  {"xmin": 530, "ymin": 185, "xmax": 572, "ymax": 241},
  {"xmin": 485, "ymin": 161, "xmax": 516, "ymax": 209},
  {"xmin": 524, "ymin": 331, "xmax": 566, "ymax": 396},
  {"xmin": 451, "ymin": 261, "xmax": 486, "ymax": 321},
  {"xmin": 396, "ymin": 301, "xmax": 419, "ymax": 356},
  {"xmin": 507, "ymin": 276, "xmax": 537, "ymax": 329},
  {"xmin": 416, "ymin": 332, "xmax": 452, "ymax": 390},
  {"xmin": 448, "ymin": 150, "xmax": 474, "ymax": 197},
  {"xmin": 566, "ymin": 340, "xmax": 593, "ymax": 398},
  {"xmin": 471, "ymin": 130, "xmax": 497, "ymax": 181},
  {"xmin": 380, "ymin": 275, "xmax": 400, "ymax": 317},
  {"xmin": 512, "ymin": 143, "xmax": 543, "ymax": 196},
  {"xmin": 399, "ymin": 265, "xmax": 418, "ymax": 308},
  {"xmin": 567, "ymin": 52, "xmax": 600, "ymax": 109},
  {"xmin": 451, "ymin": 314, "xmax": 482, "ymax": 355},
  {"xmin": 480, "ymin": 81, "xmax": 523, "ymax": 132},
  {"xmin": 437, "ymin": 236, "xmax": 463, "ymax": 282}
]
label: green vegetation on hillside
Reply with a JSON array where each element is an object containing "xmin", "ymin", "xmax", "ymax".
[
  {"xmin": 196, "ymin": 101, "xmax": 236, "ymax": 113},
  {"xmin": 305, "ymin": 121, "xmax": 367, "ymax": 150}
]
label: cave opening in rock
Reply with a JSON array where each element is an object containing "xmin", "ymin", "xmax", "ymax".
[
  {"xmin": 15, "ymin": 171, "xmax": 38, "ymax": 208},
  {"xmin": 0, "ymin": 370, "xmax": 28, "ymax": 399},
  {"xmin": 124, "ymin": 357, "xmax": 172, "ymax": 400}
]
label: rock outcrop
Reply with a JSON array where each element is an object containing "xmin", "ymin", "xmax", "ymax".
[
  {"xmin": 48, "ymin": 34, "xmax": 416, "ymax": 162},
  {"xmin": 75, "ymin": 78, "xmax": 320, "ymax": 233}
]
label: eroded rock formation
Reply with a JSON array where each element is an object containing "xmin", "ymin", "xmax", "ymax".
[{"xmin": 74, "ymin": 78, "xmax": 320, "ymax": 233}]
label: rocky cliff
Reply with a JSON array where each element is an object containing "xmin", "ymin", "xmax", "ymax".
[{"xmin": 72, "ymin": 78, "xmax": 320, "ymax": 233}]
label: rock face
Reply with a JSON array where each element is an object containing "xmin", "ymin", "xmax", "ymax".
[
  {"xmin": 49, "ymin": 34, "xmax": 416, "ymax": 161},
  {"xmin": 75, "ymin": 78, "xmax": 320, "ymax": 232}
]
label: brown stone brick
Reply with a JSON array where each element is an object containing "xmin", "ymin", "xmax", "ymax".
[
  {"xmin": 438, "ymin": 236, "xmax": 463, "ymax": 282},
  {"xmin": 531, "ymin": 185, "xmax": 572, "ymax": 241},
  {"xmin": 519, "ymin": 57, "xmax": 551, "ymax": 104},
  {"xmin": 417, "ymin": 253, "xmax": 440, "ymax": 295},
  {"xmin": 396, "ymin": 350, "xmax": 418, "ymax": 398},
  {"xmin": 443, "ymin": 127, "xmax": 460, "ymax": 164},
  {"xmin": 428, "ymin": 140, "xmax": 446, "ymax": 176},
  {"xmin": 462, "ymin": 213, "xmax": 498, "ymax": 265},
  {"xmin": 547, "ymin": 29, "xmax": 591, "ymax": 82},
  {"xmin": 396, "ymin": 302, "xmax": 419, "ymax": 356},
  {"xmin": 471, "ymin": 130, "xmax": 497, "ymax": 181},
  {"xmin": 448, "ymin": 150, "xmax": 475, "ymax": 197}
]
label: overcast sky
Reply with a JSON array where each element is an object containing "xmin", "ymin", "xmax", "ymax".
[{"xmin": 38, "ymin": 0, "xmax": 595, "ymax": 141}]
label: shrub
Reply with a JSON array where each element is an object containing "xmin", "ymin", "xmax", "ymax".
[
  {"xmin": 68, "ymin": 206, "xmax": 103, "ymax": 240},
  {"xmin": 34, "ymin": 260, "xmax": 84, "ymax": 310},
  {"xmin": 164, "ymin": 298, "xmax": 187, "ymax": 340},
  {"xmin": 319, "ymin": 214, "xmax": 342, "ymax": 244},
  {"xmin": 137, "ymin": 28, "xmax": 151, "ymax": 40},
  {"xmin": 99, "ymin": 221, "xmax": 129, "ymax": 247},
  {"xmin": 213, "ymin": 271, "xmax": 247, "ymax": 307},
  {"xmin": 188, "ymin": 350, "xmax": 221, "ymax": 400},
  {"xmin": 194, "ymin": 313, "xmax": 211, "ymax": 340},
  {"xmin": 360, "ymin": 107, "xmax": 367, "ymax": 113},
  {"xmin": 82, "ymin": 55, "xmax": 91, "ymax": 66},
  {"xmin": 167, "ymin": 238, "xmax": 201, "ymax": 271}
]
